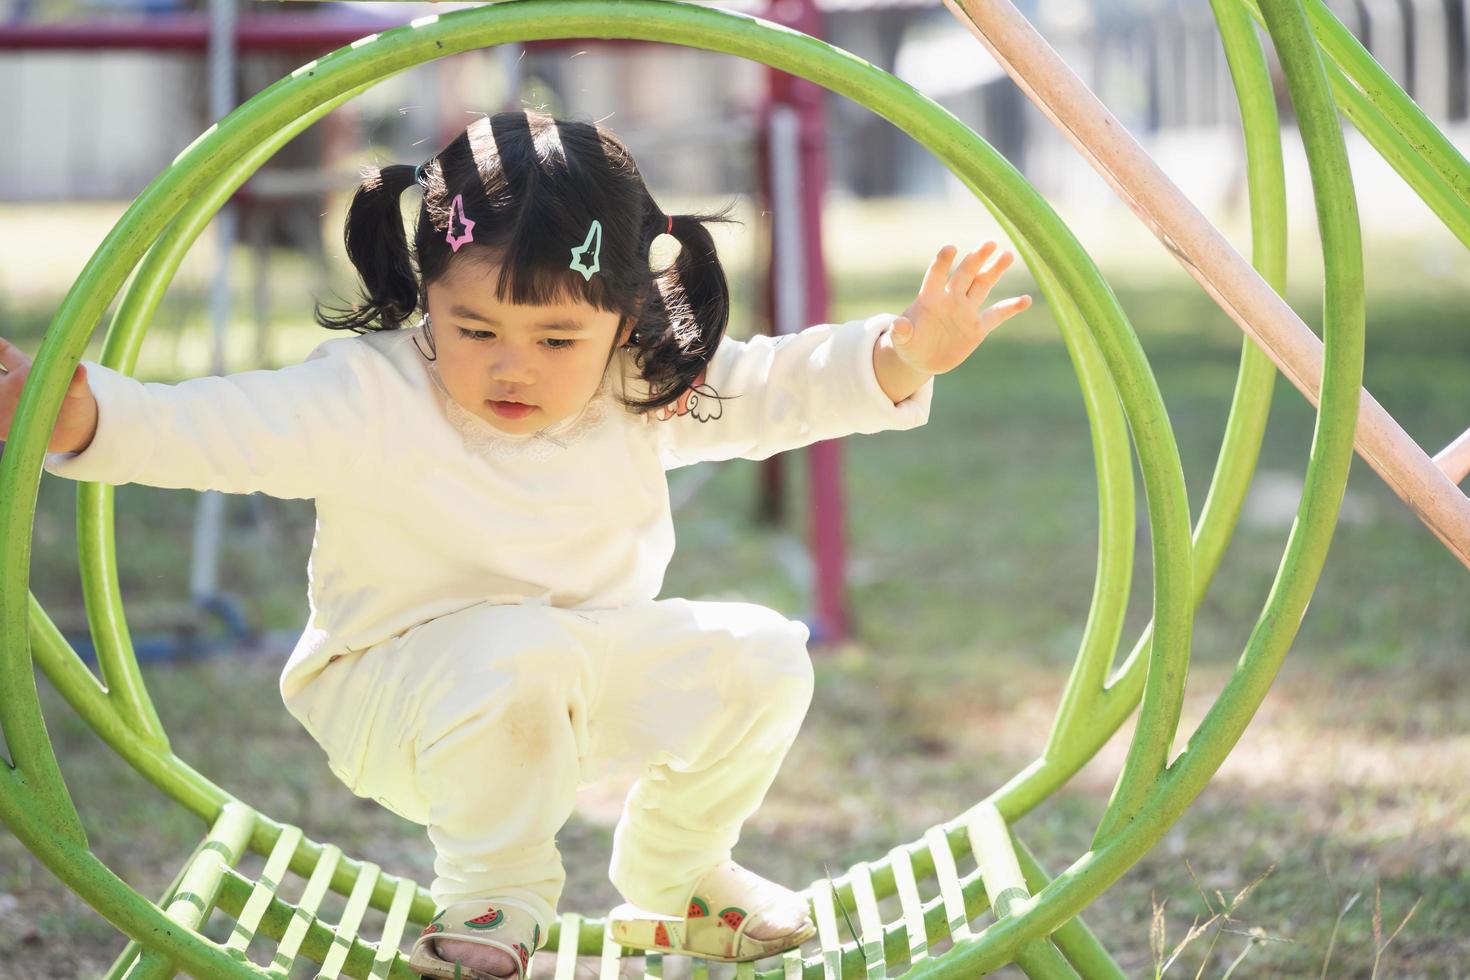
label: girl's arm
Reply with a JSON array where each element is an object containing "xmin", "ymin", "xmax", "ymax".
[
  {"xmin": 650, "ymin": 312, "xmax": 933, "ymax": 471},
  {"xmin": 872, "ymin": 325, "xmax": 933, "ymax": 404},
  {"xmin": 42, "ymin": 337, "xmax": 380, "ymax": 500},
  {"xmin": 649, "ymin": 241, "xmax": 1030, "ymax": 471}
]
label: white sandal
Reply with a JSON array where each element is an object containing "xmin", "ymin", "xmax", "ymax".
[
  {"xmin": 408, "ymin": 898, "xmax": 544, "ymax": 980},
  {"xmin": 607, "ymin": 860, "xmax": 817, "ymax": 963}
]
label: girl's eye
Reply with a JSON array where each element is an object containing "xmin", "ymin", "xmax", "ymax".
[{"xmin": 457, "ymin": 327, "xmax": 576, "ymax": 351}]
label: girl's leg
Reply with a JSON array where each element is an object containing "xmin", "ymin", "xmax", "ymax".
[
  {"xmin": 294, "ymin": 600, "xmax": 600, "ymax": 936},
  {"xmin": 407, "ymin": 602, "xmax": 598, "ymax": 929},
  {"xmin": 589, "ymin": 599, "xmax": 815, "ymax": 916}
]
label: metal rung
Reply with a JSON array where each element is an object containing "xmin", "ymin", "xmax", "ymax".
[
  {"xmin": 554, "ymin": 912, "xmax": 582, "ymax": 980},
  {"xmin": 966, "ymin": 806, "xmax": 1080, "ymax": 978},
  {"xmin": 270, "ymin": 843, "xmax": 342, "ymax": 975},
  {"xmin": 808, "ymin": 876, "xmax": 843, "ymax": 979},
  {"xmin": 370, "ymin": 876, "xmax": 419, "ymax": 979},
  {"xmin": 104, "ymin": 830, "xmax": 215, "ymax": 980},
  {"xmin": 885, "ymin": 845, "xmax": 928, "ymax": 967},
  {"xmin": 227, "ymin": 825, "xmax": 303, "ymax": 956},
  {"xmin": 847, "ymin": 862, "xmax": 887, "ymax": 978},
  {"xmin": 316, "ymin": 860, "xmax": 381, "ymax": 977},
  {"xmin": 209, "ymin": 857, "xmax": 418, "ymax": 980},
  {"xmin": 923, "ymin": 826, "xmax": 971, "ymax": 942},
  {"xmin": 121, "ymin": 803, "xmax": 257, "ymax": 980},
  {"xmin": 598, "ymin": 921, "xmax": 625, "ymax": 980},
  {"xmin": 169, "ymin": 802, "xmax": 256, "ymax": 929},
  {"xmin": 965, "ymin": 803, "xmax": 1031, "ymax": 920}
]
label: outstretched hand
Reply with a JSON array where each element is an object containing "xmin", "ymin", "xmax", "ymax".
[
  {"xmin": 891, "ymin": 241, "xmax": 1032, "ymax": 376},
  {"xmin": 0, "ymin": 336, "xmax": 99, "ymax": 454}
]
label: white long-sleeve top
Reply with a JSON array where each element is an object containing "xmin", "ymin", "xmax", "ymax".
[{"xmin": 43, "ymin": 314, "xmax": 933, "ymax": 698}]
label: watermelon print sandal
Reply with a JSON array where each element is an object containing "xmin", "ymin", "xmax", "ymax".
[
  {"xmin": 607, "ymin": 860, "xmax": 817, "ymax": 963},
  {"xmin": 408, "ymin": 899, "xmax": 545, "ymax": 980}
]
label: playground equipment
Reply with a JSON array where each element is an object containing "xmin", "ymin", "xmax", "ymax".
[
  {"xmin": 2, "ymin": 0, "xmax": 1468, "ymax": 976},
  {"xmin": 0, "ymin": 0, "xmax": 863, "ymax": 650},
  {"xmin": 0, "ymin": 6, "xmax": 391, "ymax": 662}
]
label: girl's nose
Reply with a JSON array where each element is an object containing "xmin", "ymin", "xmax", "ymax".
[{"xmin": 490, "ymin": 349, "xmax": 535, "ymax": 385}]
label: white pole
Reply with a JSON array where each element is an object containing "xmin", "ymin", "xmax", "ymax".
[
  {"xmin": 191, "ymin": 0, "xmax": 238, "ymax": 609},
  {"xmin": 769, "ymin": 105, "xmax": 805, "ymax": 340}
]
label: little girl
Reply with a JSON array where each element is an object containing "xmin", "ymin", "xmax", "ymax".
[{"xmin": 6, "ymin": 110, "xmax": 1030, "ymax": 980}]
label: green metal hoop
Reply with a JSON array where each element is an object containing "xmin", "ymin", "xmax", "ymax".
[{"xmin": 0, "ymin": 1, "xmax": 1366, "ymax": 976}]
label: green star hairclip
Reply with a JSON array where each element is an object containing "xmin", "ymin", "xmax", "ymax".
[{"xmin": 569, "ymin": 219, "xmax": 602, "ymax": 281}]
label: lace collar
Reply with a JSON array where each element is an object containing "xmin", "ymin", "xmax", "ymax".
[{"xmin": 421, "ymin": 349, "xmax": 613, "ymax": 461}]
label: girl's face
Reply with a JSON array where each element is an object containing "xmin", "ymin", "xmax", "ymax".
[{"xmin": 425, "ymin": 256, "xmax": 631, "ymax": 434}]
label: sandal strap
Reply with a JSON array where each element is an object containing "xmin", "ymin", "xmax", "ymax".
[
  {"xmin": 683, "ymin": 860, "xmax": 812, "ymax": 947},
  {"xmin": 410, "ymin": 898, "xmax": 545, "ymax": 979}
]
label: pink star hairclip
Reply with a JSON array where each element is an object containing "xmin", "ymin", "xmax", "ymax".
[{"xmin": 446, "ymin": 194, "xmax": 476, "ymax": 252}]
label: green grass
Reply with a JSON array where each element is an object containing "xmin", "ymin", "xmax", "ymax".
[{"xmin": 2, "ymin": 195, "xmax": 1468, "ymax": 977}]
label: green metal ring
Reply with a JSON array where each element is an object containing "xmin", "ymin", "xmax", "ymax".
[{"xmin": 8, "ymin": 1, "xmax": 1379, "ymax": 976}]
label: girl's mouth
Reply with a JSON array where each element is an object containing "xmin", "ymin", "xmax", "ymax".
[{"xmin": 488, "ymin": 400, "xmax": 536, "ymax": 420}]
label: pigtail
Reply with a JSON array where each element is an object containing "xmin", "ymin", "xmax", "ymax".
[
  {"xmin": 316, "ymin": 163, "xmax": 421, "ymax": 333},
  {"xmin": 622, "ymin": 202, "xmax": 739, "ymax": 414}
]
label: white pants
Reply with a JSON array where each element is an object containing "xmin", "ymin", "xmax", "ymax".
[{"xmin": 283, "ymin": 596, "xmax": 814, "ymax": 938}]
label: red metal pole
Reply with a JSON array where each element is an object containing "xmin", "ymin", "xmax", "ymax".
[
  {"xmin": 0, "ymin": 15, "xmax": 391, "ymax": 53},
  {"xmin": 0, "ymin": 17, "xmax": 660, "ymax": 54}
]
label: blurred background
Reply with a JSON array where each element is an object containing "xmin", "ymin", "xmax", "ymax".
[{"xmin": 0, "ymin": 0, "xmax": 1466, "ymax": 976}]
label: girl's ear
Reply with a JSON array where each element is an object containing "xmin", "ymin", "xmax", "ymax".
[{"xmin": 616, "ymin": 318, "xmax": 636, "ymax": 347}]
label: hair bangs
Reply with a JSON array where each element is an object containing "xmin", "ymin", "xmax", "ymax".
[{"xmin": 486, "ymin": 235, "xmax": 624, "ymax": 316}]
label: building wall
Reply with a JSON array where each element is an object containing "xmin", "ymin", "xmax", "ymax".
[
  {"xmin": 0, "ymin": 51, "xmax": 198, "ymax": 199},
  {"xmin": 1, "ymin": 1, "xmax": 1467, "ymax": 201}
]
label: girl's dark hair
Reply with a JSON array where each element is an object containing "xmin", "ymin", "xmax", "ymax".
[{"xmin": 316, "ymin": 110, "xmax": 738, "ymax": 415}]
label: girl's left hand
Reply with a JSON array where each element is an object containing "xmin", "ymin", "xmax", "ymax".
[{"xmin": 891, "ymin": 241, "xmax": 1033, "ymax": 376}]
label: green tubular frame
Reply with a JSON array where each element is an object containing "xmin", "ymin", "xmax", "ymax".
[
  {"xmin": 1236, "ymin": 0, "xmax": 1470, "ymax": 251},
  {"xmin": 0, "ymin": 0, "xmax": 1395, "ymax": 975}
]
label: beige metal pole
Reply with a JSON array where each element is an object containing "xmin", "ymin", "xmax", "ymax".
[
  {"xmin": 1433, "ymin": 426, "xmax": 1470, "ymax": 485},
  {"xmin": 943, "ymin": 0, "xmax": 1470, "ymax": 569}
]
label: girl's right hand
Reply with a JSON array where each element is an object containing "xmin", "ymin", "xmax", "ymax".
[{"xmin": 0, "ymin": 336, "xmax": 99, "ymax": 454}]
